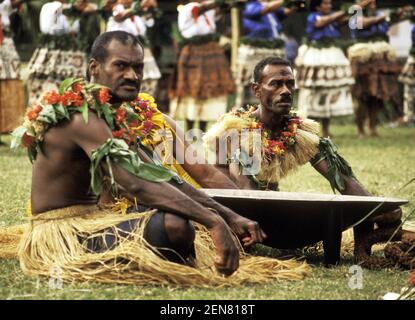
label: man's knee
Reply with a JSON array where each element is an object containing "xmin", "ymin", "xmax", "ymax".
[{"xmin": 164, "ymin": 213, "xmax": 195, "ymax": 247}]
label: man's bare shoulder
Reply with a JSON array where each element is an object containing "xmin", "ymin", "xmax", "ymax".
[
  {"xmin": 65, "ymin": 110, "xmax": 112, "ymax": 137},
  {"xmin": 50, "ymin": 110, "xmax": 114, "ymax": 156}
]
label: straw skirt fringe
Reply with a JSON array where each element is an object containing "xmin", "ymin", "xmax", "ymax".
[
  {"xmin": 16, "ymin": 204, "xmax": 310, "ymax": 286},
  {"xmin": 348, "ymin": 41, "xmax": 401, "ymax": 103}
]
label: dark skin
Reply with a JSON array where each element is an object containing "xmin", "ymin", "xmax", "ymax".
[
  {"xmin": 227, "ymin": 64, "xmax": 378, "ymax": 196},
  {"xmin": 219, "ymin": 63, "xmax": 405, "ymax": 259},
  {"xmin": 31, "ymin": 38, "xmax": 267, "ymax": 276}
]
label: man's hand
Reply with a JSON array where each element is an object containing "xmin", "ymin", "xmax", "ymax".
[
  {"xmin": 208, "ymin": 217, "xmax": 241, "ymax": 276},
  {"xmin": 227, "ymin": 215, "xmax": 267, "ymax": 248}
]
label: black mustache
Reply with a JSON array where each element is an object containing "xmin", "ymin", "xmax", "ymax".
[
  {"xmin": 119, "ymin": 81, "xmax": 139, "ymax": 88},
  {"xmin": 277, "ymin": 97, "xmax": 292, "ymax": 103}
]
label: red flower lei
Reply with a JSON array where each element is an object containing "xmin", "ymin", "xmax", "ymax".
[{"xmin": 232, "ymin": 106, "xmax": 303, "ymax": 160}]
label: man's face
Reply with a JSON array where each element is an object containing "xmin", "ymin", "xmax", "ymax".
[
  {"xmin": 89, "ymin": 39, "xmax": 144, "ymax": 102},
  {"xmin": 253, "ymin": 64, "xmax": 295, "ymax": 117},
  {"xmin": 318, "ymin": 0, "xmax": 332, "ymax": 15}
]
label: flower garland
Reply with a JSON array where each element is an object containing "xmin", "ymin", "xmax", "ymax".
[
  {"xmin": 230, "ymin": 105, "xmax": 303, "ymax": 161},
  {"xmin": 11, "ymin": 78, "xmax": 163, "ymax": 161}
]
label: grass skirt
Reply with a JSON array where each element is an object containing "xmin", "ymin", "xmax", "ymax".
[
  {"xmin": 15, "ymin": 204, "xmax": 310, "ymax": 286},
  {"xmin": 170, "ymin": 41, "xmax": 236, "ymax": 100},
  {"xmin": 348, "ymin": 41, "xmax": 401, "ymax": 104},
  {"xmin": 0, "ymin": 79, "xmax": 25, "ymax": 133}
]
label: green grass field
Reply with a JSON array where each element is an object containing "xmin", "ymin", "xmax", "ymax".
[{"xmin": 0, "ymin": 120, "xmax": 414, "ymax": 300}]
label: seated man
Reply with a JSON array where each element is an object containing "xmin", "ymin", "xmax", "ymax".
[
  {"xmin": 9, "ymin": 32, "xmax": 309, "ymax": 286},
  {"xmin": 204, "ymin": 56, "xmax": 414, "ymax": 268}
]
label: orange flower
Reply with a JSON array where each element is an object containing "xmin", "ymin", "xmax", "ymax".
[
  {"xmin": 43, "ymin": 90, "xmax": 61, "ymax": 105},
  {"xmin": 60, "ymin": 92, "xmax": 83, "ymax": 107},
  {"xmin": 112, "ymin": 129, "xmax": 125, "ymax": 139},
  {"xmin": 26, "ymin": 104, "xmax": 43, "ymax": 121},
  {"xmin": 72, "ymin": 83, "xmax": 83, "ymax": 93},
  {"xmin": 115, "ymin": 108, "xmax": 126, "ymax": 125},
  {"xmin": 127, "ymin": 129, "xmax": 135, "ymax": 145},
  {"xmin": 98, "ymin": 88, "xmax": 110, "ymax": 104}
]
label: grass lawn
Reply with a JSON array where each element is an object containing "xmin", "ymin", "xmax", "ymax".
[{"xmin": 0, "ymin": 120, "xmax": 414, "ymax": 300}]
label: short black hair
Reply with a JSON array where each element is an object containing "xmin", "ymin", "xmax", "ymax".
[
  {"xmin": 87, "ymin": 31, "xmax": 143, "ymax": 80},
  {"xmin": 90, "ymin": 31, "xmax": 143, "ymax": 63},
  {"xmin": 309, "ymin": 0, "xmax": 324, "ymax": 12},
  {"xmin": 253, "ymin": 56, "xmax": 292, "ymax": 83}
]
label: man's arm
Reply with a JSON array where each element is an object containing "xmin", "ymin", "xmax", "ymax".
[
  {"xmin": 68, "ymin": 111, "xmax": 240, "ymax": 276},
  {"xmin": 162, "ymin": 115, "xmax": 267, "ymax": 247},
  {"xmin": 358, "ymin": 14, "xmax": 386, "ymax": 29},
  {"xmin": 163, "ymin": 115, "xmax": 238, "ymax": 189},
  {"xmin": 312, "ymin": 159, "xmax": 371, "ymax": 196}
]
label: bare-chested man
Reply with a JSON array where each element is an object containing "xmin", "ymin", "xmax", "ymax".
[
  {"xmin": 27, "ymin": 31, "xmax": 267, "ymax": 279},
  {"xmin": 204, "ymin": 56, "xmax": 414, "ymax": 268}
]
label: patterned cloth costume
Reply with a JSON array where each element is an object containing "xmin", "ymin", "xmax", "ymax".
[
  {"xmin": 26, "ymin": 1, "xmax": 87, "ymax": 106},
  {"xmin": 169, "ymin": 2, "xmax": 236, "ymax": 123},
  {"xmin": 296, "ymin": 11, "xmax": 354, "ymax": 119}
]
